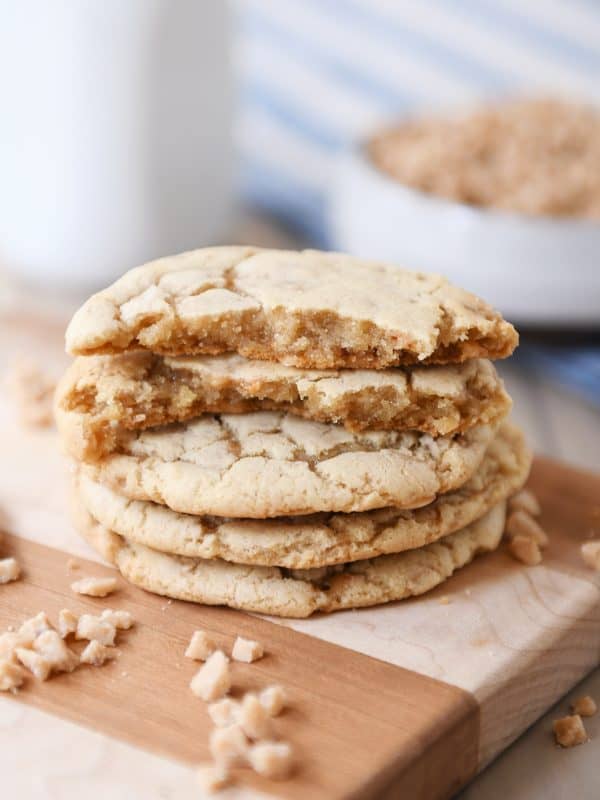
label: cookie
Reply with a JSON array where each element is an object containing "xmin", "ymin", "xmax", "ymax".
[
  {"xmin": 72, "ymin": 499, "xmax": 506, "ymax": 618},
  {"xmin": 65, "ymin": 246, "xmax": 518, "ymax": 367},
  {"xmin": 55, "ymin": 351, "xmax": 511, "ymax": 461},
  {"xmin": 74, "ymin": 424, "xmax": 529, "ymax": 567},
  {"xmin": 82, "ymin": 412, "xmax": 500, "ymax": 518}
]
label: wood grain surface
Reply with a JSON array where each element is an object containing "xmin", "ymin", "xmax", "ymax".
[{"xmin": 0, "ymin": 533, "xmax": 479, "ymax": 800}]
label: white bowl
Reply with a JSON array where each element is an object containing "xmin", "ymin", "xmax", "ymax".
[{"xmin": 329, "ymin": 146, "xmax": 600, "ymax": 327}]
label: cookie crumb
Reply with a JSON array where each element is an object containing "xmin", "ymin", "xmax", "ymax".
[
  {"xmin": 100, "ymin": 609, "xmax": 133, "ymax": 630},
  {"xmin": 196, "ymin": 762, "xmax": 231, "ymax": 794},
  {"xmin": 571, "ymin": 695, "xmax": 597, "ymax": 717},
  {"xmin": 553, "ymin": 714, "xmax": 587, "ymax": 747},
  {"xmin": 5, "ymin": 359, "xmax": 56, "ymax": 428},
  {"xmin": 259, "ymin": 685, "xmax": 286, "ymax": 717},
  {"xmin": 209, "ymin": 723, "xmax": 248, "ymax": 768},
  {"xmin": 57, "ymin": 609, "xmax": 79, "ymax": 638},
  {"xmin": 71, "ymin": 576, "xmax": 117, "ymax": 597},
  {"xmin": 509, "ymin": 489, "xmax": 541, "ymax": 517},
  {"xmin": 508, "ymin": 535, "xmax": 542, "ymax": 566},
  {"xmin": 208, "ymin": 697, "xmax": 240, "ymax": 728},
  {"xmin": 67, "ymin": 559, "xmax": 80, "ymax": 572},
  {"xmin": 80, "ymin": 639, "xmax": 117, "ymax": 666},
  {"xmin": 505, "ymin": 510, "xmax": 548, "ymax": 548},
  {"xmin": 185, "ymin": 630, "xmax": 216, "ymax": 661},
  {"xmin": 0, "ymin": 633, "xmax": 23, "ymax": 664},
  {"xmin": 232, "ymin": 636, "xmax": 264, "ymax": 663},
  {"xmin": 15, "ymin": 647, "xmax": 51, "ymax": 680},
  {"xmin": 76, "ymin": 614, "xmax": 117, "ymax": 646},
  {"xmin": 33, "ymin": 630, "xmax": 79, "ymax": 673},
  {"xmin": 581, "ymin": 541, "xmax": 600, "ymax": 571},
  {"xmin": 17, "ymin": 612, "xmax": 52, "ymax": 646},
  {"xmin": 0, "ymin": 660, "xmax": 25, "ymax": 692},
  {"xmin": 190, "ymin": 650, "xmax": 230, "ymax": 702},
  {"xmin": 248, "ymin": 741, "xmax": 293, "ymax": 780},
  {"xmin": 438, "ymin": 595, "xmax": 451, "ymax": 605},
  {"xmin": 0, "ymin": 557, "xmax": 20, "ymax": 585},
  {"xmin": 239, "ymin": 693, "xmax": 273, "ymax": 741},
  {"xmin": 17, "ymin": 630, "xmax": 78, "ymax": 679}
]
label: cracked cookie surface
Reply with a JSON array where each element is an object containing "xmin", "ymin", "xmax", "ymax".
[
  {"xmin": 55, "ymin": 351, "xmax": 511, "ymax": 461},
  {"xmin": 82, "ymin": 411, "xmax": 500, "ymax": 518},
  {"xmin": 74, "ymin": 425, "xmax": 529, "ymax": 567},
  {"xmin": 72, "ymin": 497, "xmax": 506, "ymax": 618},
  {"xmin": 65, "ymin": 246, "xmax": 518, "ymax": 368}
]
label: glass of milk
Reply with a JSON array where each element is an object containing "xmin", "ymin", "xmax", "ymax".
[{"xmin": 0, "ymin": 0, "xmax": 233, "ymax": 291}]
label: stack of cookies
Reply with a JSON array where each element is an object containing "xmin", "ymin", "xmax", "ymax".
[{"xmin": 55, "ymin": 247, "xmax": 530, "ymax": 618}]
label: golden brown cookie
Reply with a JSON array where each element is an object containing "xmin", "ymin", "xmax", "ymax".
[{"xmin": 65, "ymin": 246, "xmax": 517, "ymax": 367}]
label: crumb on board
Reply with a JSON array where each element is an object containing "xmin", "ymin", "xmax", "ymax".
[
  {"xmin": 80, "ymin": 640, "xmax": 117, "ymax": 666},
  {"xmin": 195, "ymin": 646, "xmax": 295, "ymax": 792},
  {"xmin": 1, "ymin": 607, "xmax": 131, "ymax": 690},
  {"xmin": 208, "ymin": 697, "xmax": 240, "ymax": 728},
  {"xmin": 508, "ymin": 535, "xmax": 542, "ymax": 566},
  {"xmin": 553, "ymin": 714, "xmax": 588, "ymax": 747},
  {"xmin": 15, "ymin": 648, "xmax": 52, "ymax": 681},
  {"xmin": 190, "ymin": 650, "xmax": 231, "ymax": 702},
  {"xmin": 209, "ymin": 723, "xmax": 248, "ymax": 769},
  {"xmin": 239, "ymin": 693, "xmax": 273, "ymax": 741},
  {"xmin": 67, "ymin": 559, "xmax": 80, "ymax": 572},
  {"xmin": 571, "ymin": 696, "xmax": 597, "ymax": 717},
  {"xmin": 0, "ymin": 660, "xmax": 25, "ymax": 692},
  {"xmin": 232, "ymin": 636, "xmax": 264, "ymax": 664},
  {"xmin": 100, "ymin": 609, "xmax": 133, "ymax": 630},
  {"xmin": 185, "ymin": 630, "xmax": 216, "ymax": 662},
  {"xmin": 506, "ymin": 510, "xmax": 548, "ymax": 548},
  {"xmin": 57, "ymin": 609, "xmax": 79, "ymax": 638},
  {"xmin": 16, "ymin": 630, "xmax": 78, "ymax": 681},
  {"xmin": 32, "ymin": 630, "xmax": 79, "ymax": 673},
  {"xmin": 71, "ymin": 576, "xmax": 118, "ymax": 597},
  {"xmin": 18, "ymin": 612, "xmax": 52, "ymax": 646},
  {"xmin": 438, "ymin": 595, "xmax": 451, "ymax": 605},
  {"xmin": 259, "ymin": 685, "xmax": 286, "ymax": 717},
  {"xmin": 0, "ymin": 557, "xmax": 21, "ymax": 585},
  {"xmin": 580, "ymin": 541, "xmax": 600, "ymax": 571},
  {"xmin": 508, "ymin": 489, "xmax": 541, "ymax": 517},
  {"xmin": 75, "ymin": 614, "xmax": 117, "ymax": 646},
  {"xmin": 248, "ymin": 741, "xmax": 294, "ymax": 780},
  {"xmin": 196, "ymin": 762, "xmax": 231, "ymax": 794},
  {"xmin": 5, "ymin": 359, "xmax": 56, "ymax": 428}
]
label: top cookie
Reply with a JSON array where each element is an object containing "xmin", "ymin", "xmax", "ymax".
[{"xmin": 65, "ymin": 246, "xmax": 518, "ymax": 368}]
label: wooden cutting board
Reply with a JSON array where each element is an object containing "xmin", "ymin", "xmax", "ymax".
[{"xmin": 1, "ymin": 310, "xmax": 600, "ymax": 799}]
